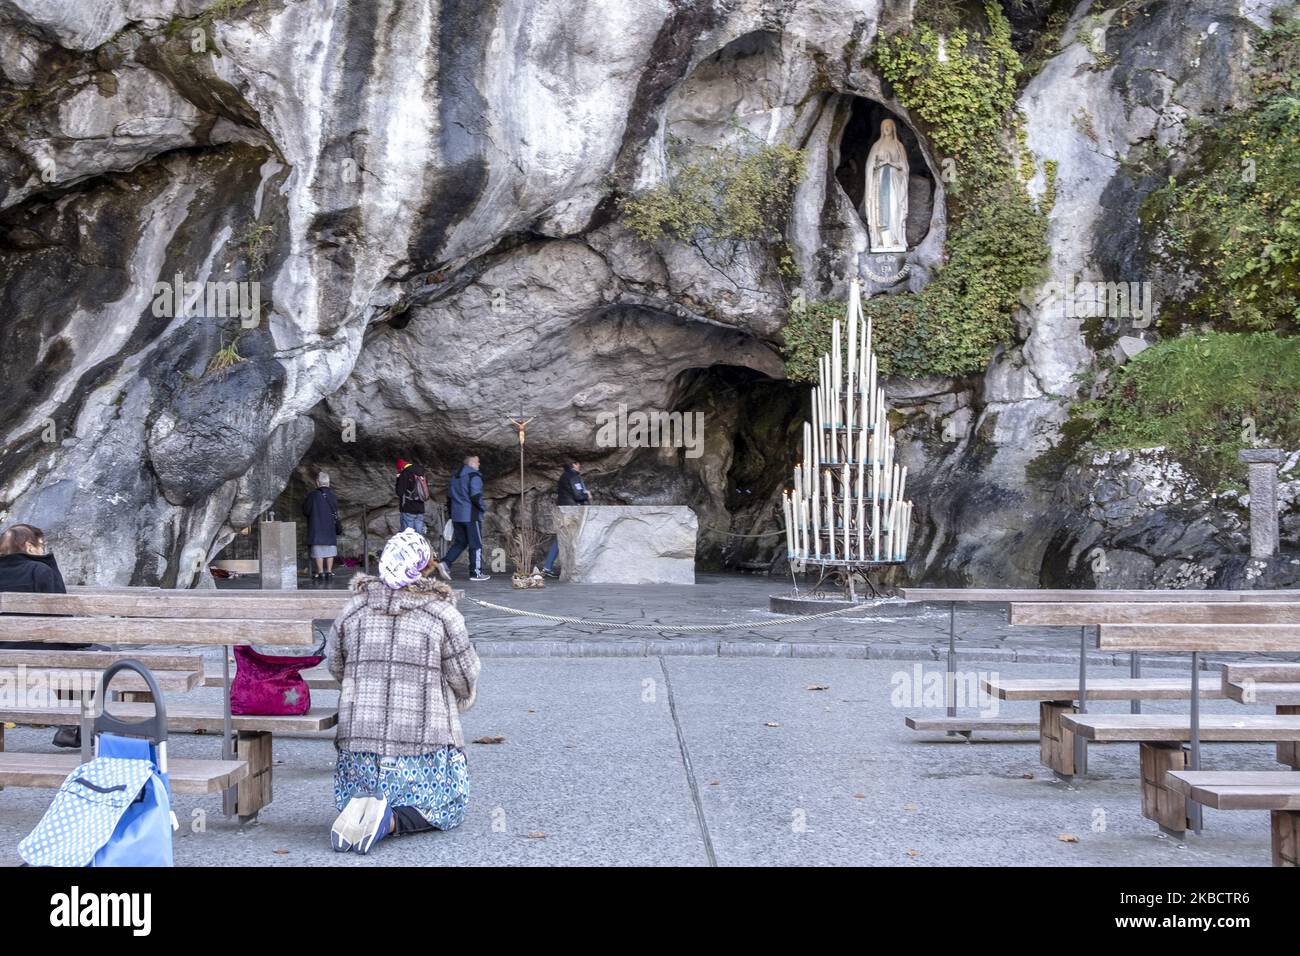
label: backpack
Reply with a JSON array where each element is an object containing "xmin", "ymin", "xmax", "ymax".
[{"xmin": 414, "ymin": 472, "xmax": 430, "ymax": 501}]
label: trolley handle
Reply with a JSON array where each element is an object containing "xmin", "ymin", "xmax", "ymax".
[{"xmin": 95, "ymin": 659, "xmax": 168, "ymax": 745}]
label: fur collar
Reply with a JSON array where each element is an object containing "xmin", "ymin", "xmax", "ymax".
[{"xmin": 351, "ymin": 573, "xmax": 456, "ymax": 613}]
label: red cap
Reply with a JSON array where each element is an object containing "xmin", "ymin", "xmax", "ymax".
[{"xmin": 396, "ymin": 459, "xmax": 409, "ymax": 472}]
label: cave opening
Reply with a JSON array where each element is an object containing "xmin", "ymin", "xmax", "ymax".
[{"xmin": 834, "ymin": 97, "xmax": 935, "ymax": 250}]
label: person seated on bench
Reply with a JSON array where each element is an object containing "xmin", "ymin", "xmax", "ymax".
[
  {"xmin": 326, "ymin": 529, "xmax": 481, "ymax": 855},
  {"xmin": 0, "ymin": 523, "xmax": 84, "ymax": 750}
]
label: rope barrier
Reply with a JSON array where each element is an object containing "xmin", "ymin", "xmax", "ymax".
[{"xmin": 465, "ymin": 597, "xmax": 878, "ymax": 632}]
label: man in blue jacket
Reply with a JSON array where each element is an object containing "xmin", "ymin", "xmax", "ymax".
[{"xmin": 439, "ymin": 454, "xmax": 490, "ymax": 581}]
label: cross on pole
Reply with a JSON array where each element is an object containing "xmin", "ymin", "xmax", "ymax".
[{"xmin": 507, "ymin": 411, "xmax": 534, "ymax": 524}]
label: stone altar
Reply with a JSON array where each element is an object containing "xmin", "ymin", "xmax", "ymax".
[
  {"xmin": 258, "ymin": 520, "xmax": 298, "ymax": 590},
  {"xmin": 556, "ymin": 506, "xmax": 697, "ymax": 585}
]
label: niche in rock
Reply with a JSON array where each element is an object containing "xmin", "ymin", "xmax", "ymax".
[{"xmin": 834, "ymin": 98, "xmax": 934, "ymax": 252}]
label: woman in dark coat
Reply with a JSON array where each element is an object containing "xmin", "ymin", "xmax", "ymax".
[
  {"xmin": 302, "ymin": 472, "xmax": 341, "ymax": 582},
  {"xmin": 0, "ymin": 523, "xmax": 80, "ymax": 748}
]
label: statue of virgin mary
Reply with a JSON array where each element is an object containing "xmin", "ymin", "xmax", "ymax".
[{"xmin": 863, "ymin": 119, "xmax": 909, "ymax": 253}]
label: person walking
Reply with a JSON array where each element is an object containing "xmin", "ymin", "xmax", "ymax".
[
  {"xmin": 395, "ymin": 459, "xmax": 430, "ymax": 535},
  {"xmin": 302, "ymin": 472, "xmax": 341, "ymax": 582},
  {"xmin": 327, "ymin": 529, "xmax": 480, "ymax": 854},
  {"xmin": 0, "ymin": 523, "xmax": 81, "ymax": 748},
  {"xmin": 438, "ymin": 454, "xmax": 489, "ymax": 582},
  {"xmin": 542, "ymin": 460, "xmax": 590, "ymax": 578}
]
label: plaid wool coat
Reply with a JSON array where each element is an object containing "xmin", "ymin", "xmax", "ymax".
[{"xmin": 327, "ymin": 575, "xmax": 480, "ymax": 756}]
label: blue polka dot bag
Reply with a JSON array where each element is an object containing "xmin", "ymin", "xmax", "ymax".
[{"xmin": 19, "ymin": 661, "xmax": 175, "ymax": 867}]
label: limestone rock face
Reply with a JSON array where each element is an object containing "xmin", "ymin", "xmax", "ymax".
[
  {"xmin": 557, "ymin": 505, "xmax": 697, "ymax": 585},
  {"xmin": 0, "ymin": 0, "xmax": 1292, "ymax": 586}
]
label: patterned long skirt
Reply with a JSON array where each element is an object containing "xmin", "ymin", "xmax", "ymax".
[{"xmin": 334, "ymin": 746, "xmax": 469, "ymax": 831}]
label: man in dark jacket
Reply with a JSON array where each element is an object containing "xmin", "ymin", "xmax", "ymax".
[
  {"xmin": 395, "ymin": 459, "xmax": 429, "ymax": 534},
  {"xmin": 438, "ymin": 455, "xmax": 489, "ymax": 582},
  {"xmin": 0, "ymin": 523, "xmax": 81, "ymax": 748},
  {"xmin": 542, "ymin": 461, "xmax": 589, "ymax": 578}
]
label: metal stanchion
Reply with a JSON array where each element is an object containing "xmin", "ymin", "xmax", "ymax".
[
  {"xmin": 946, "ymin": 602, "xmax": 957, "ymax": 719},
  {"xmin": 221, "ymin": 644, "xmax": 235, "ymax": 817},
  {"xmin": 1130, "ymin": 652, "xmax": 1142, "ymax": 714},
  {"xmin": 1074, "ymin": 625, "xmax": 1089, "ymax": 775},
  {"xmin": 1189, "ymin": 651, "xmax": 1203, "ymax": 834}
]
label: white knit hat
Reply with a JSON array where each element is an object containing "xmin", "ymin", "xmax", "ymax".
[{"xmin": 378, "ymin": 529, "xmax": 431, "ymax": 589}]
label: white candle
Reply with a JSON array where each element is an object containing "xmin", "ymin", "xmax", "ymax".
[
  {"xmin": 857, "ymin": 426, "xmax": 867, "ymax": 560},
  {"xmin": 872, "ymin": 497, "xmax": 880, "ymax": 561},
  {"xmin": 814, "ymin": 390, "xmax": 823, "ymax": 467},
  {"xmin": 811, "ymin": 467, "xmax": 820, "ymax": 559},
  {"xmin": 831, "ymin": 319, "xmax": 841, "ymax": 418},
  {"xmin": 846, "ymin": 305, "xmax": 857, "ymax": 445},
  {"xmin": 841, "ymin": 461, "xmax": 850, "ymax": 559},
  {"xmin": 803, "ymin": 419, "xmax": 812, "ymax": 481},
  {"xmin": 897, "ymin": 465, "xmax": 907, "ymax": 506},
  {"xmin": 783, "ymin": 493, "xmax": 793, "ymax": 556},
  {"xmin": 825, "ymin": 469, "xmax": 835, "ymax": 561}
]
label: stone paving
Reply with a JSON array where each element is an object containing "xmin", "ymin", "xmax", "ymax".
[
  {"xmin": 0, "ymin": 657, "xmax": 1281, "ymax": 867},
  {"xmin": 273, "ymin": 569, "xmax": 1298, "ymax": 667}
]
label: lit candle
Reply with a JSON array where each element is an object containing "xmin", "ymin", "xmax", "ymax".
[{"xmin": 783, "ymin": 492, "xmax": 794, "ymax": 556}]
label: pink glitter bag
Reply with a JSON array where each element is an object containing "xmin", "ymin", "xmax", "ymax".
[{"xmin": 230, "ymin": 646, "xmax": 324, "ymax": 716}]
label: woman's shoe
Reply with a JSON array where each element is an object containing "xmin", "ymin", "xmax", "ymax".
[
  {"xmin": 330, "ymin": 796, "xmax": 372, "ymax": 852},
  {"xmin": 355, "ymin": 797, "xmax": 394, "ymax": 855}
]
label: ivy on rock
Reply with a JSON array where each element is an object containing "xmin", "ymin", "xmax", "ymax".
[{"xmin": 783, "ymin": 0, "xmax": 1053, "ymax": 382}]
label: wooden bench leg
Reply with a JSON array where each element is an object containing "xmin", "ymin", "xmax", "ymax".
[
  {"xmin": 1278, "ymin": 706, "xmax": 1300, "ymax": 770},
  {"xmin": 235, "ymin": 731, "xmax": 272, "ymax": 822},
  {"xmin": 1040, "ymin": 701, "xmax": 1076, "ymax": 778},
  {"xmin": 1274, "ymin": 811, "xmax": 1300, "ymax": 867},
  {"xmin": 1140, "ymin": 742, "xmax": 1190, "ymax": 835}
]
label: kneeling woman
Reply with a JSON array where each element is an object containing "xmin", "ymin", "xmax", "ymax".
[{"xmin": 327, "ymin": 530, "xmax": 481, "ymax": 853}]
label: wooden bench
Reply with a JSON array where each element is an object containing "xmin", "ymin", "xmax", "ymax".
[
  {"xmin": 0, "ymin": 752, "xmax": 247, "ymax": 795},
  {"xmin": 1216, "ymin": 664, "xmax": 1300, "ymax": 790},
  {"xmin": 982, "ymin": 677, "xmax": 1226, "ymax": 778},
  {"xmin": 1166, "ymin": 771, "xmax": 1300, "ymax": 866},
  {"xmin": 0, "ymin": 594, "xmax": 327, "ymax": 820},
  {"xmin": 1062, "ymin": 713, "xmax": 1300, "ymax": 834},
  {"xmin": 0, "ymin": 701, "xmax": 335, "ymax": 821},
  {"xmin": 896, "ymin": 589, "xmax": 1300, "ymax": 739}
]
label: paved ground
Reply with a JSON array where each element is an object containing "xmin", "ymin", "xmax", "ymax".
[
  {"xmin": 0, "ymin": 657, "xmax": 1282, "ymax": 867},
  {"xmin": 270, "ymin": 570, "xmax": 1297, "ymax": 669}
]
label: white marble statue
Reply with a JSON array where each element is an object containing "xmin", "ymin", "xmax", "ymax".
[{"xmin": 863, "ymin": 119, "xmax": 909, "ymax": 253}]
